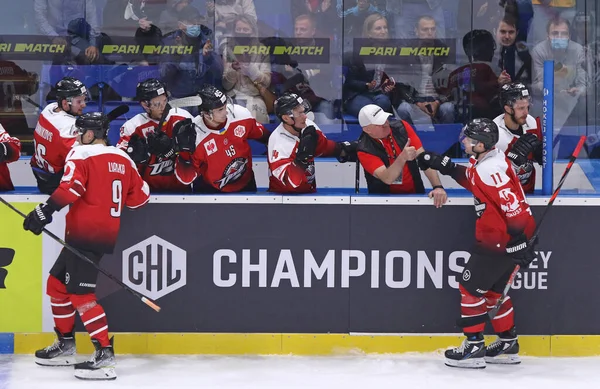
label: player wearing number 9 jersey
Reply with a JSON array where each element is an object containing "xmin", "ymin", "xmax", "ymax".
[{"xmin": 22, "ymin": 112, "xmax": 150, "ymax": 381}]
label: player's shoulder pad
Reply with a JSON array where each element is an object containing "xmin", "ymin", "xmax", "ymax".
[
  {"xmin": 305, "ymin": 118, "xmax": 323, "ymax": 133},
  {"xmin": 476, "ymin": 149, "xmax": 512, "ymax": 188},
  {"xmin": 121, "ymin": 113, "xmax": 148, "ymax": 136},
  {"xmin": 168, "ymin": 107, "xmax": 193, "ymax": 119},
  {"xmin": 523, "ymin": 115, "xmax": 538, "ymax": 132},
  {"xmin": 229, "ymin": 104, "xmax": 254, "ymax": 121},
  {"xmin": 268, "ymin": 124, "xmax": 298, "ymax": 162}
]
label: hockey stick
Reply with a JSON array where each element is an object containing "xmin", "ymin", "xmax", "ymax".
[
  {"xmin": 106, "ymin": 104, "xmax": 129, "ymax": 121},
  {"xmin": 355, "ymin": 161, "xmax": 360, "ymax": 194},
  {"xmin": 0, "ymin": 197, "xmax": 161, "ymax": 313},
  {"xmin": 457, "ymin": 135, "xmax": 586, "ymax": 328}
]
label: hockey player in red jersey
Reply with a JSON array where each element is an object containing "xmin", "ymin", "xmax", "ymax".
[
  {"xmin": 268, "ymin": 93, "xmax": 357, "ymax": 193},
  {"xmin": 173, "ymin": 84, "xmax": 270, "ymax": 193},
  {"xmin": 117, "ymin": 78, "xmax": 193, "ymax": 192},
  {"xmin": 31, "ymin": 77, "xmax": 88, "ymax": 194},
  {"xmin": 23, "ymin": 113, "xmax": 150, "ymax": 381},
  {"xmin": 494, "ymin": 83, "xmax": 542, "ymax": 194},
  {"xmin": 417, "ymin": 118, "xmax": 536, "ymax": 369},
  {"xmin": 0, "ymin": 124, "xmax": 22, "ymax": 191},
  {"xmin": 446, "ymin": 30, "xmax": 501, "ymax": 123}
]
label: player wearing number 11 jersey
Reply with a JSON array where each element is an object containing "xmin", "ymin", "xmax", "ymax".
[{"xmin": 23, "ymin": 112, "xmax": 150, "ymax": 381}]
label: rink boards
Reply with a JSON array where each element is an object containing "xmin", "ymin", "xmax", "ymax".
[{"xmin": 1, "ymin": 194, "xmax": 600, "ymax": 356}]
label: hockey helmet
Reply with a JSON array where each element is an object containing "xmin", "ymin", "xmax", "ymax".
[
  {"xmin": 136, "ymin": 78, "xmax": 167, "ymax": 102},
  {"xmin": 75, "ymin": 112, "xmax": 110, "ymax": 140},
  {"xmin": 197, "ymin": 84, "xmax": 227, "ymax": 113},
  {"xmin": 500, "ymin": 82, "xmax": 531, "ymax": 108},
  {"xmin": 460, "ymin": 118, "xmax": 499, "ymax": 151},
  {"xmin": 274, "ymin": 93, "xmax": 311, "ymax": 120},
  {"xmin": 55, "ymin": 77, "xmax": 87, "ymax": 100}
]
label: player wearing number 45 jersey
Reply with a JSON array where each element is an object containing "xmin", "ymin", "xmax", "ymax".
[
  {"xmin": 23, "ymin": 113, "xmax": 150, "ymax": 381},
  {"xmin": 174, "ymin": 85, "xmax": 269, "ymax": 193},
  {"xmin": 417, "ymin": 118, "xmax": 537, "ymax": 369}
]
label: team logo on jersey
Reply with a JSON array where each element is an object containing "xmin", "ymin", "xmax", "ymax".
[
  {"xmin": 149, "ymin": 159, "xmax": 175, "ymax": 176},
  {"xmin": 234, "ymin": 125, "xmax": 246, "ymax": 138},
  {"xmin": 474, "ymin": 197, "xmax": 486, "ymax": 218},
  {"xmin": 204, "ymin": 138, "xmax": 218, "ymax": 156},
  {"xmin": 215, "ymin": 157, "xmax": 247, "ymax": 189},
  {"xmin": 272, "ymin": 149, "xmax": 279, "ymax": 160},
  {"xmin": 305, "ymin": 163, "xmax": 316, "ymax": 184},
  {"xmin": 499, "ymin": 188, "xmax": 520, "ymax": 214}
]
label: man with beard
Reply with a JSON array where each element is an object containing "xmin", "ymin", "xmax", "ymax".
[
  {"xmin": 493, "ymin": 83, "xmax": 542, "ymax": 194},
  {"xmin": 173, "ymin": 84, "xmax": 270, "ymax": 193},
  {"xmin": 117, "ymin": 78, "xmax": 194, "ymax": 192}
]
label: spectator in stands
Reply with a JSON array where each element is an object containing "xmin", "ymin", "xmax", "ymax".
[
  {"xmin": 222, "ymin": 14, "xmax": 272, "ymax": 123},
  {"xmin": 493, "ymin": 14, "xmax": 533, "ymax": 87},
  {"xmin": 160, "ymin": 5, "xmax": 223, "ymax": 98},
  {"xmin": 342, "ymin": 14, "xmax": 395, "ymax": 118},
  {"xmin": 103, "ymin": 0, "xmax": 165, "ymax": 39},
  {"xmin": 337, "ymin": 0, "xmax": 385, "ymax": 38},
  {"xmin": 271, "ymin": 14, "xmax": 336, "ymax": 121},
  {"xmin": 0, "ymin": 124, "xmax": 21, "ymax": 192},
  {"xmin": 206, "ymin": 0, "xmax": 258, "ymax": 46},
  {"xmin": 531, "ymin": 17, "xmax": 590, "ymax": 131},
  {"xmin": 356, "ymin": 104, "xmax": 447, "ymax": 206},
  {"xmin": 34, "ymin": 0, "xmax": 102, "ymax": 64},
  {"xmin": 384, "ymin": 0, "xmax": 446, "ymax": 39},
  {"xmin": 160, "ymin": 0, "xmax": 191, "ymax": 35},
  {"xmin": 291, "ymin": 0, "xmax": 336, "ymax": 36},
  {"xmin": 395, "ymin": 16, "xmax": 454, "ymax": 126},
  {"xmin": 528, "ymin": 0, "xmax": 577, "ymax": 46}
]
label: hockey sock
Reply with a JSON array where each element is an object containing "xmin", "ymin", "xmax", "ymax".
[
  {"xmin": 71, "ymin": 294, "xmax": 110, "ymax": 347},
  {"xmin": 459, "ymin": 285, "xmax": 487, "ymax": 333},
  {"xmin": 485, "ymin": 291, "xmax": 515, "ymax": 333},
  {"xmin": 47, "ymin": 275, "xmax": 75, "ymax": 335}
]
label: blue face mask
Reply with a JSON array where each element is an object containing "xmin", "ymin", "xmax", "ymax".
[
  {"xmin": 551, "ymin": 38, "xmax": 569, "ymax": 50},
  {"xmin": 185, "ymin": 25, "xmax": 201, "ymax": 37}
]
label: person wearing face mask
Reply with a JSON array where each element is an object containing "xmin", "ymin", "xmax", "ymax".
[
  {"xmin": 356, "ymin": 104, "xmax": 447, "ymax": 207},
  {"xmin": 531, "ymin": 17, "xmax": 590, "ymax": 133},
  {"xmin": 160, "ymin": 5, "xmax": 223, "ymax": 98}
]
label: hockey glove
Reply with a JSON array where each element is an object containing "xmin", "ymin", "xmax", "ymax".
[
  {"xmin": 173, "ymin": 119, "xmax": 197, "ymax": 153},
  {"xmin": 23, "ymin": 203, "xmax": 55, "ymax": 235},
  {"xmin": 336, "ymin": 140, "xmax": 359, "ymax": 163},
  {"xmin": 417, "ymin": 152, "xmax": 456, "ymax": 175},
  {"xmin": 507, "ymin": 133, "xmax": 541, "ymax": 167},
  {"xmin": 506, "ymin": 233, "xmax": 536, "ymax": 267},
  {"xmin": 126, "ymin": 134, "xmax": 150, "ymax": 164},
  {"xmin": 295, "ymin": 125, "xmax": 318, "ymax": 168},
  {"xmin": 0, "ymin": 142, "xmax": 8, "ymax": 163},
  {"xmin": 147, "ymin": 129, "xmax": 175, "ymax": 158}
]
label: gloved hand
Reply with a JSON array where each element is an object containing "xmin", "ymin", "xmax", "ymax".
[
  {"xmin": 336, "ymin": 140, "xmax": 358, "ymax": 163},
  {"xmin": 416, "ymin": 151, "xmax": 456, "ymax": 175},
  {"xmin": 173, "ymin": 119, "xmax": 197, "ymax": 153},
  {"xmin": 295, "ymin": 125, "xmax": 318, "ymax": 168},
  {"xmin": 506, "ymin": 233, "xmax": 536, "ymax": 267},
  {"xmin": 507, "ymin": 133, "xmax": 542, "ymax": 166},
  {"xmin": 23, "ymin": 203, "xmax": 55, "ymax": 235},
  {"xmin": 0, "ymin": 143, "xmax": 8, "ymax": 163},
  {"xmin": 147, "ymin": 129, "xmax": 174, "ymax": 158},
  {"xmin": 126, "ymin": 134, "xmax": 150, "ymax": 164}
]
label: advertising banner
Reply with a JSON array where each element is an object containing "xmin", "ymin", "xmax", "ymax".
[{"xmin": 76, "ymin": 202, "xmax": 599, "ymax": 335}]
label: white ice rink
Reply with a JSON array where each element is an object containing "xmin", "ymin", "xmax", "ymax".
[{"xmin": 1, "ymin": 353, "xmax": 598, "ymax": 389}]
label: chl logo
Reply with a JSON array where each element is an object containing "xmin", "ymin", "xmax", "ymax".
[
  {"xmin": 0, "ymin": 248, "xmax": 15, "ymax": 288},
  {"xmin": 122, "ymin": 235, "xmax": 187, "ymax": 300}
]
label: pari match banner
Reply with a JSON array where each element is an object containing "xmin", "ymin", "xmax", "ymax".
[
  {"xmin": 100, "ymin": 36, "xmax": 199, "ymax": 61},
  {"xmin": 63, "ymin": 202, "xmax": 599, "ymax": 336},
  {"xmin": 224, "ymin": 37, "xmax": 331, "ymax": 64},
  {"xmin": 353, "ymin": 38, "xmax": 456, "ymax": 65},
  {"xmin": 0, "ymin": 35, "xmax": 70, "ymax": 61}
]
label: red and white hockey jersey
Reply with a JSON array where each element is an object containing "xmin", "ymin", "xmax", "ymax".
[
  {"xmin": 175, "ymin": 104, "xmax": 268, "ymax": 193},
  {"xmin": 493, "ymin": 113, "xmax": 542, "ymax": 194},
  {"xmin": 446, "ymin": 62, "xmax": 499, "ymax": 122},
  {"xmin": 31, "ymin": 102, "xmax": 78, "ymax": 174},
  {"xmin": 0, "ymin": 124, "xmax": 22, "ymax": 191},
  {"xmin": 268, "ymin": 120, "xmax": 337, "ymax": 193},
  {"xmin": 49, "ymin": 144, "xmax": 150, "ymax": 253},
  {"xmin": 455, "ymin": 148, "xmax": 536, "ymax": 252},
  {"xmin": 117, "ymin": 107, "xmax": 193, "ymax": 192}
]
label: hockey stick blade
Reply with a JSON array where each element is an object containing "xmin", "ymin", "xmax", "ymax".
[
  {"xmin": 169, "ymin": 96, "xmax": 203, "ymax": 109},
  {"xmin": 456, "ymin": 135, "xmax": 586, "ymax": 329},
  {"xmin": 106, "ymin": 104, "xmax": 130, "ymax": 122},
  {"xmin": 0, "ymin": 197, "xmax": 161, "ymax": 313}
]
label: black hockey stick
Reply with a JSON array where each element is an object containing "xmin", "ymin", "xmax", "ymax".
[
  {"xmin": 0, "ymin": 197, "xmax": 161, "ymax": 313},
  {"xmin": 355, "ymin": 161, "xmax": 360, "ymax": 194},
  {"xmin": 106, "ymin": 104, "xmax": 129, "ymax": 121},
  {"xmin": 457, "ymin": 135, "xmax": 586, "ymax": 328}
]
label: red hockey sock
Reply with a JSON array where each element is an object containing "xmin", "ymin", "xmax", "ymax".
[
  {"xmin": 459, "ymin": 285, "xmax": 487, "ymax": 333},
  {"xmin": 71, "ymin": 294, "xmax": 110, "ymax": 347},
  {"xmin": 47, "ymin": 275, "xmax": 75, "ymax": 335},
  {"xmin": 485, "ymin": 291, "xmax": 515, "ymax": 334}
]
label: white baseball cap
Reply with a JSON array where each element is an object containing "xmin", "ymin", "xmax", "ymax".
[{"xmin": 358, "ymin": 104, "xmax": 392, "ymax": 127}]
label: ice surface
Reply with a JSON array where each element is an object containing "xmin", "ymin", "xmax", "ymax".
[{"xmin": 1, "ymin": 353, "xmax": 598, "ymax": 389}]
